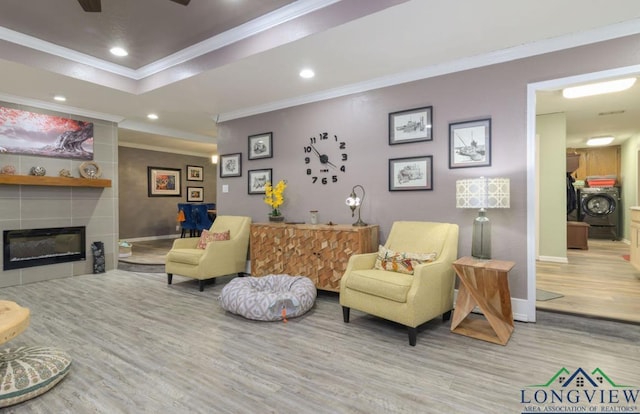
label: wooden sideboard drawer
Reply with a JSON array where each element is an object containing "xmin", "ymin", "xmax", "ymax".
[{"xmin": 250, "ymin": 223, "xmax": 379, "ymax": 292}]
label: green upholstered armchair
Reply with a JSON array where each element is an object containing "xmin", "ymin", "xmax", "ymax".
[
  {"xmin": 166, "ymin": 215, "xmax": 251, "ymax": 291},
  {"xmin": 339, "ymin": 221, "xmax": 459, "ymax": 346}
]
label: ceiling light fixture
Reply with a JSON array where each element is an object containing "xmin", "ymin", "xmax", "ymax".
[
  {"xmin": 586, "ymin": 136, "xmax": 614, "ymax": 146},
  {"xmin": 53, "ymin": 95, "xmax": 66, "ymax": 102},
  {"xmin": 562, "ymin": 77, "xmax": 636, "ymax": 99},
  {"xmin": 147, "ymin": 113, "xmax": 159, "ymax": 120},
  {"xmin": 299, "ymin": 69, "xmax": 315, "ymax": 79},
  {"xmin": 110, "ymin": 47, "xmax": 128, "ymax": 57}
]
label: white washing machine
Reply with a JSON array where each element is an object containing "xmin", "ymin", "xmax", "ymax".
[{"xmin": 577, "ymin": 187, "xmax": 620, "ymax": 240}]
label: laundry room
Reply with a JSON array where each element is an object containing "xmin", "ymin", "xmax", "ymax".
[{"xmin": 566, "ymin": 146, "xmax": 621, "ymax": 244}]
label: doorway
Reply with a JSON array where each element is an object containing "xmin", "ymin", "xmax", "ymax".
[{"xmin": 528, "ymin": 65, "xmax": 640, "ymax": 322}]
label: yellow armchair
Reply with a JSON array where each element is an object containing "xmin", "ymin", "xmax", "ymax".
[
  {"xmin": 339, "ymin": 221, "xmax": 459, "ymax": 346},
  {"xmin": 165, "ymin": 215, "xmax": 251, "ymax": 291}
]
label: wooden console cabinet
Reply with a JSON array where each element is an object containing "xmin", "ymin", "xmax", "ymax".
[{"xmin": 250, "ymin": 223, "xmax": 379, "ymax": 292}]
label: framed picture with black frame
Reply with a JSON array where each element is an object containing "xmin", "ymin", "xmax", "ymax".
[
  {"xmin": 389, "ymin": 106, "xmax": 433, "ymax": 145},
  {"xmin": 248, "ymin": 168, "xmax": 272, "ymax": 195},
  {"xmin": 449, "ymin": 118, "xmax": 491, "ymax": 168},
  {"xmin": 147, "ymin": 166, "xmax": 182, "ymax": 197},
  {"xmin": 186, "ymin": 165, "xmax": 204, "ymax": 181},
  {"xmin": 187, "ymin": 186, "xmax": 204, "ymax": 202},
  {"xmin": 388, "ymin": 155, "xmax": 433, "ymax": 191},
  {"xmin": 219, "ymin": 153, "xmax": 242, "ymax": 177},
  {"xmin": 248, "ymin": 132, "xmax": 273, "ymax": 160}
]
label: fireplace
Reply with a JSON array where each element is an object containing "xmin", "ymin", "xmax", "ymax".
[{"xmin": 3, "ymin": 226, "xmax": 86, "ymax": 270}]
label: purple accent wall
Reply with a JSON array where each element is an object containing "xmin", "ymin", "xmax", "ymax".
[{"xmin": 217, "ymin": 34, "xmax": 640, "ymax": 300}]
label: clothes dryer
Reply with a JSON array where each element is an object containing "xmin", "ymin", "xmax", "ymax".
[{"xmin": 577, "ymin": 187, "xmax": 620, "ymax": 240}]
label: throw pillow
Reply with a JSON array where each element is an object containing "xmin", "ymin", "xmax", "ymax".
[
  {"xmin": 196, "ymin": 229, "xmax": 230, "ymax": 249},
  {"xmin": 374, "ymin": 245, "xmax": 437, "ymax": 275}
]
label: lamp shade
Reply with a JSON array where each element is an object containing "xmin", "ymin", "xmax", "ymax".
[{"xmin": 456, "ymin": 177, "xmax": 510, "ymax": 209}]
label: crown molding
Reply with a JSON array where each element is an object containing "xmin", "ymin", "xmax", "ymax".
[
  {"xmin": 118, "ymin": 120, "xmax": 214, "ymax": 144},
  {"xmin": 136, "ymin": 0, "xmax": 341, "ymax": 78},
  {"xmin": 0, "ymin": 0, "xmax": 340, "ymax": 82},
  {"xmin": 0, "ymin": 93, "xmax": 124, "ymax": 122},
  {"xmin": 216, "ymin": 17, "xmax": 640, "ymax": 122},
  {"xmin": 117, "ymin": 140, "xmax": 213, "ymax": 157}
]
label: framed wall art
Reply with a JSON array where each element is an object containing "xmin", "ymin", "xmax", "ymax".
[
  {"xmin": 186, "ymin": 165, "xmax": 204, "ymax": 181},
  {"xmin": 219, "ymin": 153, "xmax": 242, "ymax": 177},
  {"xmin": 389, "ymin": 106, "xmax": 433, "ymax": 145},
  {"xmin": 147, "ymin": 166, "xmax": 182, "ymax": 197},
  {"xmin": 0, "ymin": 105, "xmax": 94, "ymax": 160},
  {"xmin": 187, "ymin": 186, "xmax": 204, "ymax": 202},
  {"xmin": 389, "ymin": 155, "xmax": 433, "ymax": 191},
  {"xmin": 248, "ymin": 132, "xmax": 273, "ymax": 160},
  {"xmin": 449, "ymin": 118, "xmax": 491, "ymax": 168},
  {"xmin": 248, "ymin": 168, "xmax": 272, "ymax": 195}
]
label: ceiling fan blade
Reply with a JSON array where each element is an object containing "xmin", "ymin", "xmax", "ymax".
[
  {"xmin": 170, "ymin": 0, "xmax": 191, "ymax": 5},
  {"xmin": 77, "ymin": 0, "xmax": 102, "ymax": 12}
]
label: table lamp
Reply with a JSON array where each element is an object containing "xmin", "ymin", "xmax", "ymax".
[
  {"xmin": 345, "ymin": 184, "xmax": 367, "ymax": 226},
  {"xmin": 456, "ymin": 177, "xmax": 510, "ymax": 259}
]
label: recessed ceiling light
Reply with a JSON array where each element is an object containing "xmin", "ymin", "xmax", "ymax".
[
  {"xmin": 53, "ymin": 95, "xmax": 66, "ymax": 102},
  {"xmin": 562, "ymin": 78, "xmax": 636, "ymax": 99},
  {"xmin": 110, "ymin": 47, "xmax": 128, "ymax": 57},
  {"xmin": 147, "ymin": 113, "xmax": 159, "ymax": 120},
  {"xmin": 586, "ymin": 136, "xmax": 615, "ymax": 146},
  {"xmin": 299, "ymin": 68, "xmax": 315, "ymax": 79}
]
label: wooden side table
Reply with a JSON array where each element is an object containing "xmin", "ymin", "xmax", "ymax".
[{"xmin": 450, "ymin": 256, "xmax": 515, "ymax": 345}]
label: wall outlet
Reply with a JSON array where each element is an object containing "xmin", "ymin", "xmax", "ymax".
[
  {"xmin": 222, "ymin": 184, "xmax": 229, "ymax": 193},
  {"xmin": 175, "ymin": 225, "xmax": 180, "ymax": 231}
]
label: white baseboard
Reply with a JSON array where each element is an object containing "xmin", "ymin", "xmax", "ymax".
[
  {"xmin": 537, "ymin": 255, "xmax": 568, "ymax": 263},
  {"xmin": 120, "ymin": 235, "xmax": 179, "ymax": 242}
]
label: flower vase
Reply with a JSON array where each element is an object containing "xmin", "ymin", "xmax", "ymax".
[{"xmin": 269, "ymin": 214, "xmax": 285, "ymax": 223}]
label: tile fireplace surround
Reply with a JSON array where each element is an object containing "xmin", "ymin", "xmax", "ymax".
[{"xmin": 0, "ymin": 101, "xmax": 119, "ymax": 288}]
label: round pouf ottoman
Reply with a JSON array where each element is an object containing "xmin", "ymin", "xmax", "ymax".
[
  {"xmin": 219, "ymin": 274, "xmax": 317, "ymax": 321},
  {"xmin": 0, "ymin": 346, "xmax": 72, "ymax": 408}
]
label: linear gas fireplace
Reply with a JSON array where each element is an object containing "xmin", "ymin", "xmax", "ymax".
[{"xmin": 3, "ymin": 226, "xmax": 86, "ymax": 270}]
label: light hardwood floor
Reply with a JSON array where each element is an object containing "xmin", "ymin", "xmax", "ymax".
[
  {"xmin": 536, "ymin": 239, "xmax": 640, "ymax": 323},
  {"xmin": 1, "ymin": 269, "xmax": 639, "ymax": 413}
]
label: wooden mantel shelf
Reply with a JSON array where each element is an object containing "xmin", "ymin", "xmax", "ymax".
[{"xmin": 0, "ymin": 175, "xmax": 111, "ymax": 188}]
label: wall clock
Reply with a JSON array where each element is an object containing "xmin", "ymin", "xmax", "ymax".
[{"xmin": 303, "ymin": 132, "xmax": 348, "ymax": 184}]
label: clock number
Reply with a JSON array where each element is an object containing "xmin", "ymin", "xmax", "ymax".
[
  {"xmin": 306, "ymin": 168, "xmax": 312, "ymax": 175},
  {"xmin": 340, "ymin": 165, "xmax": 346, "ymax": 172},
  {"xmin": 342, "ymin": 154, "xmax": 348, "ymax": 161},
  {"xmin": 312, "ymin": 177, "xmax": 318, "ymax": 184},
  {"xmin": 332, "ymin": 175, "xmax": 338, "ymax": 183},
  {"xmin": 309, "ymin": 137, "xmax": 316, "ymax": 144},
  {"xmin": 339, "ymin": 142, "xmax": 346, "ymax": 149},
  {"xmin": 321, "ymin": 177, "xmax": 328, "ymax": 185},
  {"xmin": 305, "ymin": 157, "xmax": 310, "ymax": 164},
  {"xmin": 304, "ymin": 146, "xmax": 312, "ymax": 153},
  {"xmin": 319, "ymin": 132, "xmax": 328, "ymax": 140}
]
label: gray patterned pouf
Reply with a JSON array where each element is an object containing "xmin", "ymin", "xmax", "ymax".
[
  {"xmin": 219, "ymin": 274, "xmax": 317, "ymax": 321},
  {"xmin": 0, "ymin": 346, "xmax": 72, "ymax": 408}
]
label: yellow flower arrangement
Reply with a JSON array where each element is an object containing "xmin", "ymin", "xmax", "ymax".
[{"xmin": 264, "ymin": 180, "xmax": 287, "ymax": 216}]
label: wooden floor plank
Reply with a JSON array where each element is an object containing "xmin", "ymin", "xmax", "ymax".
[
  {"xmin": 536, "ymin": 239, "xmax": 640, "ymax": 323},
  {"xmin": 0, "ymin": 269, "xmax": 638, "ymax": 413}
]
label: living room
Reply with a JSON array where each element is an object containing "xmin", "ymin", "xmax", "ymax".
[{"xmin": 1, "ymin": 1, "xmax": 640, "ymax": 411}]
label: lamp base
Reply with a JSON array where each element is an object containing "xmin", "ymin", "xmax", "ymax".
[{"xmin": 471, "ymin": 209, "xmax": 491, "ymax": 260}]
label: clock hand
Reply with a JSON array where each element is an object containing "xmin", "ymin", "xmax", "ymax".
[
  {"xmin": 310, "ymin": 144, "xmax": 331, "ymax": 164},
  {"xmin": 310, "ymin": 144, "xmax": 322, "ymax": 158},
  {"xmin": 326, "ymin": 160, "xmax": 338, "ymax": 169}
]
